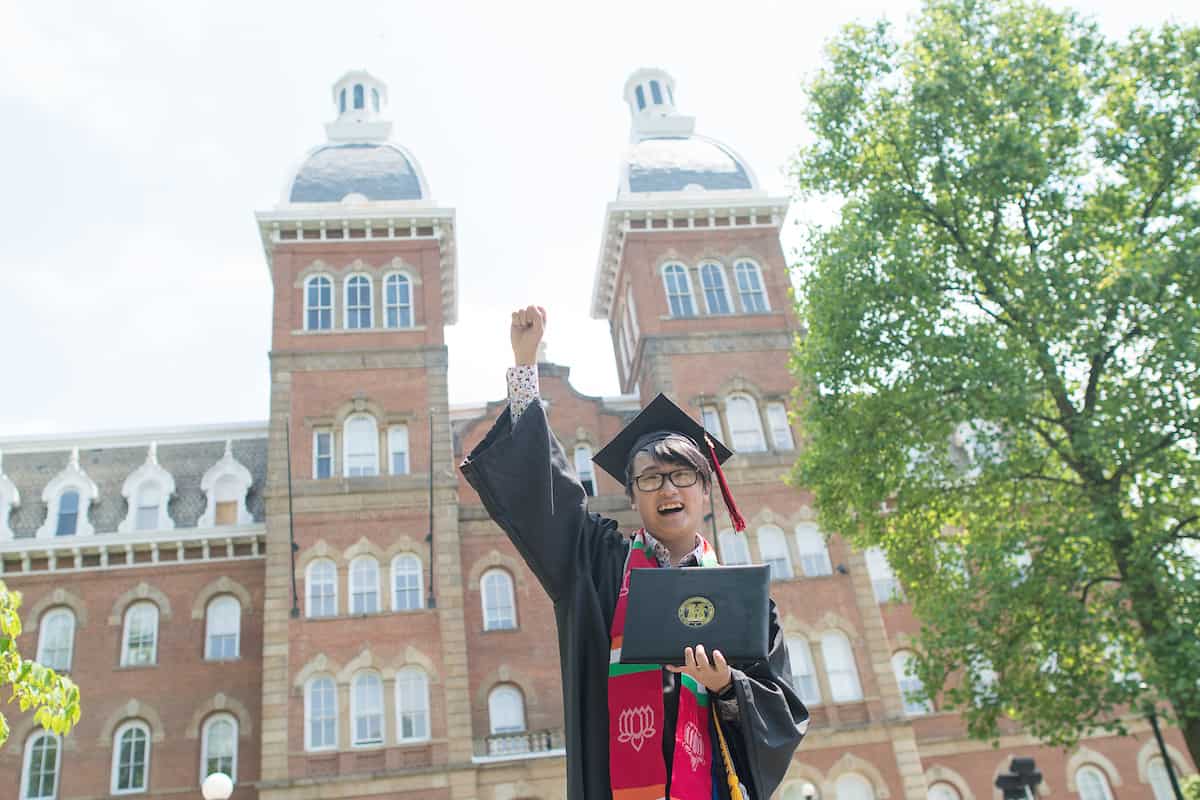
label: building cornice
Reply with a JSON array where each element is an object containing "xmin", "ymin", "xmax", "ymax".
[{"xmin": 0, "ymin": 421, "xmax": 268, "ymax": 454}]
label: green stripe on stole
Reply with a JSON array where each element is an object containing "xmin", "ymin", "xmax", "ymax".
[
  {"xmin": 608, "ymin": 662, "xmax": 660, "ymax": 677},
  {"xmin": 679, "ymin": 673, "xmax": 710, "ymax": 706}
]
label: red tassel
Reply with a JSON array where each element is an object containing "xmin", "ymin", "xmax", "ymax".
[{"xmin": 706, "ymin": 436, "xmax": 746, "ymax": 532}]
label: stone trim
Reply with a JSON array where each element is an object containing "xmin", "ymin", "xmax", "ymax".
[
  {"xmin": 476, "ymin": 668, "xmax": 539, "ymax": 712},
  {"xmin": 1, "ymin": 721, "xmax": 79, "ymax": 760},
  {"xmin": 466, "ymin": 550, "xmax": 527, "ymax": 591},
  {"xmin": 1136, "ymin": 737, "xmax": 1193, "ymax": 782},
  {"xmin": 96, "ymin": 698, "xmax": 166, "ymax": 746},
  {"xmin": 26, "ymin": 587, "xmax": 88, "ymax": 632},
  {"xmin": 825, "ymin": 752, "xmax": 891, "ymax": 799},
  {"xmin": 297, "ymin": 539, "xmax": 344, "ymax": 572},
  {"xmin": 294, "ymin": 653, "xmax": 345, "ymax": 689},
  {"xmin": 186, "ymin": 692, "xmax": 253, "ymax": 739},
  {"xmin": 1065, "ymin": 746, "xmax": 1123, "ymax": 790},
  {"xmin": 107, "ymin": 581, "xmax": 172, "ymax": 625},
  {"xmin": 343, "ymin": 536, "xmax": 387, "ymax": 562},
  {"xmin": 190, "ymin": 576, "xmax": 254, "ymax": 619},
  {"xmin": 925, "ymin": 765, "xmax": 977, "ymax": 800}
]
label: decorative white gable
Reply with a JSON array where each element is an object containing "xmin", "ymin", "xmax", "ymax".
[
  {"xmin": 0, "ymin": 451, "xmax": 20, "ymax": 541},
  {"xmin": 118, "ymin": 443, "xmax": 177, "ymax": 534},
  {"xmin": 198, "ymin": 440, "xmax": 254, "ymax": 528},
  {"xmin": 36, "ymin": 448, "xmax": 100, "ymax": 540}
]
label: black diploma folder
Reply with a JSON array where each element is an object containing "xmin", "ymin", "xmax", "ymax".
[{"xmin": 619, "ymin": 564, "xmax": 770, "ymax": 667}]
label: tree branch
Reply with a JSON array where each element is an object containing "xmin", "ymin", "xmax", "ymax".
[{"xmin": 1079, "ymin": 575, "xmax": 1123, "ymax": 607}]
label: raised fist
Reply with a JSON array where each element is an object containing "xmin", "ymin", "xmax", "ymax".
[{"xmin": 511, "ymin": 305, "xmax": 546, "ymax": 366}]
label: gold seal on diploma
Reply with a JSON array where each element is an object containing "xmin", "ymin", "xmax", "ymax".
[{"xmin": 677, "ymin": 596, "xmax": 716, "ymax": 628}]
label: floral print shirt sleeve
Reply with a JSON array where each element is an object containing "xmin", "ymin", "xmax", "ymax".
[{"xmin": 506, "ymin": 365, "xmax": 540, "ymax": 423}]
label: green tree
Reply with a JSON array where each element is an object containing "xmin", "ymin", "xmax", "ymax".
[
  {"xmin": 790, "ymin": 0, "xmax": 1200, "ymax": 766},
  {"xmin": 0, "ymin": 580, "xmax": 81, "ymax": 747}
]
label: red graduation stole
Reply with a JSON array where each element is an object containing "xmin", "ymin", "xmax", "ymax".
[{"xmin": 607, "ymin": 531, "xmax": 717, "ymax": 800}]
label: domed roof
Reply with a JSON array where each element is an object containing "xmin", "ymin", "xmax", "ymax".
[
  {"xmin": 287, "ymin": 142, "xmax": 425, "ymax": 204},
  {"xmin": 622, "ymin": 135, "xmax": 756, "ymax": 195}
]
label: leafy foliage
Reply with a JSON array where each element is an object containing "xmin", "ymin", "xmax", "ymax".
[{"xmin": 790, "ymin": 0, "xmax": 1200, "ymax": 765}]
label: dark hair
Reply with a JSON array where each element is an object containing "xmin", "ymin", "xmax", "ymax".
[{"xmin": 624, "ymin": 432, "xmax": 712, "ymax": 500}]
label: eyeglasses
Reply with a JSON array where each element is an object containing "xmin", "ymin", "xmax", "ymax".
[{"xmin": 632, "ymin": 468, "xmax": 700, "ymax": 492}]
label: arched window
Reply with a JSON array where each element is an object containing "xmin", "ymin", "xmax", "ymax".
[
  {"xmin": 350, "ymin": 556, "xmax": 380, "ymax": 615},
  {"xmin": 482, "ymin": 569, "xmax": 516, "ymax": 631},
  {"xmin": 635, "ymin": 85, "xmax": 646, "ymax": 110},
  {"xmin": 388, "ymin": 424, "xmax": 409, "ymax": 475},
  {"xmin": 121, "ymin": 602, "xmax": 159, "ymax": 666},
  {"xmin": 928, "ymin": 784, "xmax": 961, "ymax": 800},
  {"xmin": 343, "ymin": 414, "xmax": 379, "ymax": 477},
  {"xmin": 352, "ymin": 671, "xmax": 384, "ymax": 746},
  {"xmin": 371, "ymin": 88, "xmax": 380, "ymax": 113},
  {"xmin": 786, "ymin": 637, "xmax": 821, "ymax": 705},
  {"xmin": 794, "ymin": 523, "xmax": 832, "ymax": 577},
  {"xmin": 21, "ymin": 731, "xmax": 60, "ymax": 800},
  {"xmin": 306, "ymin": 559, "xmax": 337, "ymax": 618},
  {"xmin": 699, "ymin": 263, "xmax": 732, "ymax": 314},
  {"xmin": 392, "ymin": 554, "xmax": 423, "ymax": 611},
  {"xmin": 766, "ymin": 401, "xmax": 795, "ymax": 450},
  {"xmin": 820, "ymin": 631, "xmax": 863, "ymax": 702},
  {"xmin": 758, "ymin": 525, "xmax": 793, "ymax": 580},
  {"xmin": 37, "ymin": 608, "xmax": 76, "ymax": 672},
  {"xmin": 353, "ymin": 83, "xmax": 364, "ymax": 110},
  {"xmin": 205, "ymin": 596, "xmax": 240, "ymax": 660},
  {"xmin": 384, "ymin": 273, "xmax": 413, "ymax": 329},
  {"xmin": 201, "ymin": 714, "xmax": 237, "ymax": 783},
  {"xmin": 734, "ymin": 260, "xmax": 769, "ymax": 313},
  {"xmin": 575, "ymin": 444, "xmax": 595, "ymax": 497},
  {"xmin": 1148, "ymin": 758, "xmax": 1175, "ymax": 800},
  {"xmin": 488, "ymin": 685, "xmax": 526, "ymax": 733},
  {"xmin": 111, "ymin": 720, "xmax": 151, "ymax": 793},
  {"xmin": 725, "ymin": 394, "xmax": 766, "ymax": 452},
  {"xmin": 719, "ymin": 530, "xmax": 751, "ymax": 566},
  {"xmin": 865, "ymin": 548, "xmax": 902, "ymax": 603},
  {"xmin": 56, "ymin": 490, "xmax": 80, "ymax": 536},
  {"xmin": 339, "ymin": 89, "xmax": 346, "ymax": 114},
  {"xmin": 1076, "ymin": 766, "xmax": 1115, "ymax": 800},
  {"xmin": 836, "ymin": 773, "xmax": 876, "ymax": 800},
  {"xmin": 305, "ymin": 276, "xmax": 333, "ymax": 331},
  {"xmin": 661, "ymin": 263, "xmax": 696, "ymax": 317},
  {"xmin": 395, "ymin": 667, "xmax": 430, "ymax": 741},
  {"xmin": 650, "ymin": 80, "xmax": 663, "ymax": 105},
  {"xmin": 135, "ymin": 483, "xmax": 161, "ymax": 531},
  {"xmin": 891, "ymin": 650, "xmax": 931, "ymax": 715},
  {"xmin": 344, "ymin": 274, "xmax": 372, "ymax": 330},
  {"xmin": 212, "ymin": 475, "xmax": 241, "ymax": 526},
  {"xmin": 305, "ymin": 675, "xmax": 338, "ymax": 751},
  {"xmin": 701, "ymin": 406, "xmax": 722, "ymax": 436}
]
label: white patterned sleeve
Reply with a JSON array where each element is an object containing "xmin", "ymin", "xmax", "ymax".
[{"xmin": 506, "ymin": 365, "xmax": 540, "ymax": 423}]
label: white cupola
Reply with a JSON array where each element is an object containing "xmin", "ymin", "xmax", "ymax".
[
  {"xmin": 623, "ymin": 68, "xmax": 695, "ymax": 141},
  {"xmin": 326, "ymin": 69, "xmax": 392, "ymax": 143}
]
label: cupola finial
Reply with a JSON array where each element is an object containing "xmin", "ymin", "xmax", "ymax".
[
  {"xmin": 623, "ymin": 68, "xmax": 695, "ymax": 141},
  {"xmin": 326, "ymin": 69, "xmax": 393, "ymax": 143}
]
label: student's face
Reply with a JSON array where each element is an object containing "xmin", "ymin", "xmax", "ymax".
[{"xmin": 629, "ymin": 453, "xmax": 710, "ymax": 549}]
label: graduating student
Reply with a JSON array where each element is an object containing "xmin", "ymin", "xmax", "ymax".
[{"xmin": 460, "ymin": 306, "xmax": 808, "ymax": 800}]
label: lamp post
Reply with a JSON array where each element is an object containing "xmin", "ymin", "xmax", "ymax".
[
  {"xmin": 201, "ymin": 773, "xmax": 233, "ymax": 800},
  {"xmin": 1140, "ymin": 681, "xmax": 1185, "ymax": 800},
  {"xmin": 995, "ymin": 757, "xmax": 1041, "ymax": 800}
]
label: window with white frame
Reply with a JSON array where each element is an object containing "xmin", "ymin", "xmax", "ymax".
[
  {"xmin": 836, "ymin": 773, "xmax": 876, "ymax": 800},
  {"xmin": 392, "ymin": 554, "xmax": 423, "ymax": 611},
  {"xmin": 699, "ymin": 262, "xmax": 732, "ymax": 314},
  {"xmin": 625, "ymin": 286, "xmax": 640, "ymax": 340},
  {"xmin": 313, "ymin": 430, "xmax": 333, "ymax": 479},
  {"xmin": 928, "ymin": 783, "xmax": 961, "ymax": 800},
  {"xmin": 198, "ymin": 441, "xmax": 253, "ymax": 529},
  {"xmin": 201, "ymin": 714, "xmax": 237, "ymax": 783},
  {"xmin": 700, "ymin": 406, "xmax": 722, "ymax": 437},
  {"xmin": 345, "ymin": 274, "xmax": 372, "ymax": 329},
  {"xmin": 621, "ymin": 299, "xmax": 637, "ymax": 361},
  {"xmin": 865, "ymin": 548, "xmax": 903, "ymax": 603},
  {"xmin": 395, "ymin": 667, "xmax": 430, "ymax": 741},
  {"xmin": 719, "ymin": 530, "xmax": 751, "ymax": 566},
  {"xmin": 352, "ymin": 671, "xmax": 384, "ymax": 746},
  {"xmin": 212, "ymin": 476, "xmax": 241, "ymax": 526},
  {"xmin": 1076, "ymin": 766, "xmax": 1115, "ymax": 800},
  {"xmin": 794, "ymin": 523, "xmax": 833, "ymax": 577},
  {"xmin": 305, "ymin": 275, "xmax": 333, "ymax": 331},
  {"xmin": 306, "ymin": 559, "xmax": 338, "ymax": 618},
  {"xmin": 205, "ymin": 596, "xmax": 240, "ymax": 660},
  {"xmin": 725, "ymin": 394, "xmax": 767, "ymax": 452},
  {"xmin": 758, "ymin": 525, "xmax": 794, "ymax": 580},
  {"xmin": 305, "ymin": 676, "xmax": 338, "ymax": 751},
  {"xmin": 649, "ymin": 79, "xmax": 663, "ymax": 105},
  {"xmin": 820, "ymin": 631, "xmax": 863, "ymax": 702},
  {"xmin": 734, "ymin": 260, "xmax": 768, "ymax": 313},
  {"xmin": 350, "ymin": 556, "xmax": 381, "ymax": 614},
  {"xmin": 617, "ymin": 325, "xmax": 632, "ymax": 377},
  {"xmin": 344, "ymin": 414, "xmax": 379, "ymax": 477},
  {"xmin": 574, "ymin": 444, "xmax": 595, "ymax": 496},
  {"xmin": 38, "ymin": 454, "xmax": 98, "ymax": 540},
  {"xmin": 56, "ymin": 490, "xmax": 80, "ymax": 536},
  {"xmin": 353, "ymin": 84, "xmax": 364, "ymax": 110},
  {"xmin": 662, "ymin": 263, "xmax": 696, "ymax": 317},
  {"xmin": 488, "ymin": 685, "xmax": 526, "ymax": 733},
  {"xmin": 482, "ymin": 569, "xmax": 516, "ymax": 631},
  {"xmin": 21, "ymin": 731, "xmax": 60, "ymax": 800},
  {"xmin": 635, "ymin": 84, "xmax": 646, "ymax": 110},
  {"xmin": 786, "ymin": 637, "xmax": 822, "ymax": 705},
  {"xmin": 891, "ymin": 650, "xmax": 932, "ymax": 715},
  {"xmin": 1148, "ymin": 758, "xmax": 1176, "ymax": 800},
  {"xmin": 37, "ymin": 608, "xmax": 75, "ymax": 672},
  {"xmin": 111, "ymin": 720, "xmax": 151, "ymax": 794},
  {"xmin": 766, "ymin": 402, "xmax": 795, "ymax": 450},
  {"xmin": 387, "ymin": 425, "xmax": 409, "ymax": 475},
  {"xmin": 384, "ymin": 273, "xmax": 413, "ymax": 329},
  {"xmin": 134, "ymin": 483, "xmax": 161, "ymax": 531},
  {"xmin": 121, "ymin": 602, "xmax": 158, "ymax": 667}
]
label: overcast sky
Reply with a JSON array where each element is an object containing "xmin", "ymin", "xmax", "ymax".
[{"xmin": 0, "ymin": 0, "xmax": 1193, "ymax": 439}]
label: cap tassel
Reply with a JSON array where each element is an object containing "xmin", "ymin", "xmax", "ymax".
[{"xmin": 706, "ymin": 436, "xmax": 746, "ymax": 532}]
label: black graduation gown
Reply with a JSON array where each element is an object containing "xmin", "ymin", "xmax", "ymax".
[{"xmin": 461, "ymin": 402, "xmax": 809, "ymax": 800}]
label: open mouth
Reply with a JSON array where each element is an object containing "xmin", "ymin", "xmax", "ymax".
[{"xmin": 657, "ymin": 502, "xmax": 685, "ymax": 515}]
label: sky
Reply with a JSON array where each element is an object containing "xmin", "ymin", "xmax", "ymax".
[{"xmin": 0, "ymin": 0, "xmax": 1194, "ymax": 439}]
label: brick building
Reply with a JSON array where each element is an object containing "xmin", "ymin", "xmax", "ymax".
[{"xmin": 0, "ymin": 68, "xmax": 1193, "ymax": 800}]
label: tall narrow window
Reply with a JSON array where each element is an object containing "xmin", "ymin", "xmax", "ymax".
[
  {"xmin": 699, "ymin": 263, "xmax": 732, "ymax": 314},
  {"xmin": 794, "ymin": 523, "xmax": 832, "ymax": 577},
  {"xmin": 662, "ymin": 264, "xmax": 695, "ymax": 317},
  {"xmin": 345, "ymin": 275, "xmax": 372, "ymax": 330},
  {"xmin": 392, "ymin": 554, "xmax": 423, "ymax": 611},
  {"xmin": 700, "ymin": 406, "xmax": 722, "ymax": 437},
  {"xmin": 725, "ymin": 394, "xmax": 766, "ymax": 452},
  {"xmin": 205, "ymin": 596, "xmax": 240, "ymax": 660},
  {"xmin": 482, "ymin": 569, "xmax": 516, "ymax": 630},
  {"xmin": 213, "ymin": 475, "xmax": 240, "ymax": 526},
  {"xmin": 313, "ymin": 431, "xmax": 333, "ymax": 479},
  {"xmin": 786, "ymin": 637, "xmax": 822, "ymax": 705},
  {"xmin": 121, "ymin": 602, "xmax": 158, "ymax": 667},
  {"xmin": 395, "ymin": 668, "xmax": 430, "ymax": 741},
  {"xmin": 766, "ymin": 402, "xmax": 795, "ymax": 450},
  {"xmin": 892, "ymin": 651, "xmax": 931, "ymax": 715},
  {"xmin": 305, "ymin": 275, "xmax": 333, "ymax": 331},
  {"xmin": 350, "ymin": 556, "xmax": 380, "ymax": 614},
  {"xmin": 719, "ymin": 530, "xmax": 751, "ymax": 566},
  {"xmin": 635, "ymin": 85, "xmax": 646, "ymax": 110},
  {"xmin": 650, "ymin": 80, "xmax": 663, "ymax": 105},
  {"xmin": 305, "ymin": 676, "xmax": 337, "ymax": 751},
  {"xmin": 734, "ymin": 260, "xmax": 768, "ymax": 312},
  {"xmin": 55, "ymin": 490, "xmax": 79, "ymax": 536},
  {"xmin": 758, "ymin": 526, "xmax": 793, "ymax": 580},
  {"xmin": 575, "ymin": 444, "xmax": 595, "ymax": 496},
  {"xmin": 820, "ymin": 631, "xmax": 863, "ymax": 702},
  {"xmin": 201, "ymin": 715, "xmax": 237, "ymax": 783},
  {"xmin": 344, "ymin": 414, "xmax": 379, "ymax": 477},
  {"xmin": 625, "ymin": 286, "xmax": 640, "ymax": 340},
  {"xmin": 37, "ymin": 609, "xmax": 75, "ymax": 672},
  {"xmin": 384, "ymin": 274, "xmax": 413, "ymax": 328},
  {"xmin": 1148, "ymin": 758, "xmax": 1175, "ymax": 800},
  {"xmin": 352, "ymin": 672, "xmax": 384, "ymax": 746},
  {"xmin": 865, "ymin": 548, "xmax": 902, "ymax": 603},
  {"xmin": 306, "ymin": 559, "xmax": 337, "ymax": 618},
  {"xmin": 388, "ymin": 425, "xmax": 409, "ymax": 475},
  {"xmin": 371, "ymin": 88, "xmax": 380, "ymax": 113},
  {"xmin": 135, "ymin": 483, "xmax": 161, "ymax": 531},
  {"xmin": 353, "ymin": 84, "xmax": 364, "ymax": 110},
  {"xmin": 1076, "ymin": 766, "xmax": 1115, "ymax": 800},
  {"xmin": 22, "ymin": 731, "xmax": 60, "ymax": 800},
  {"xmin": 339, "ymin": 89, "xmax": 346, "ymax": 114},
  {"xmin": 111, "ymin": 721, "xmax": 150, "ymax": 794}
]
